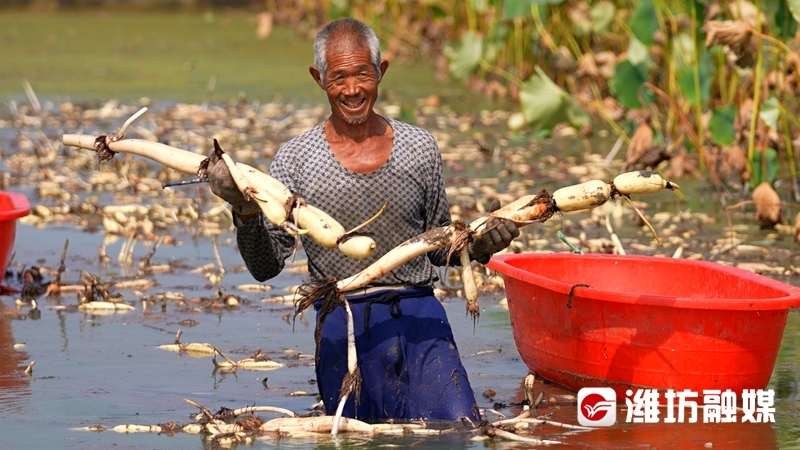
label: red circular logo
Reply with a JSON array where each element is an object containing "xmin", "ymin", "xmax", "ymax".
[{"xmin": 580, "ymin": 393, "xmax": 609, "ymax": 421}]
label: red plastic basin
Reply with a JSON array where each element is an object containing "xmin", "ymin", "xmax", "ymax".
[
  {"xmin": 487, "ymin": 253, "xmax": 800, "ymax": 399},
  {"xmin": 0, "ymin": 191, "xmax": 31, "ymax": 275}
]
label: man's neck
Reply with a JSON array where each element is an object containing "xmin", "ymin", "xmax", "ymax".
[
  {"xmin": 326, "ymin": 113, "xmax": 386, "ymax": 143},
  {"xmin": 324, "ymin": 114, "xmax": 394, "ymax": 174}
]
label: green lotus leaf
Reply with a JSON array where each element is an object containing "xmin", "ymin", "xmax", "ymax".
[
  {"xmin": 572, "ymin": 11, "xmax": 593, "ymax": 37},
  {"xmin": 502, "ymin": 0, "xmax": 563, "ymax": 19},
  {"xmin": 610, "ymin": 60, "xmax": 651, "ymax": 109},
  {"xmin": 565, "ymin": 99, "xmax": 590, "ymax": 129},
  {"xmin": 760, "ymin": 95, "xmax": 780, "ymax": 130},
  {"xmin": 786, "ymin": 0, "xmax": 800, "ymax": 23},
  {"xmin": 708, "ymin": 104, "xmax": 738, "ymax": 147},
  {"xmin": 519, "ymin": 66, "xmax": 570, "ymax": 131},
  {"xmin": 484, "ymin": 20, "xmax": 511, "ymax": 64},
  {"xmin": 670, "ymin": 32, "xmax": 696, "ymax": 70},
  {"xmin": 681, "ymin": 0, "xmax": 706, "ymax": 27},
  {"xmin": 751, "ymin": 148, "xmax": 779, "ymax": 188},
  {"xmin": 677, "ymin": 48, "xmax": 711, "ymax": 104},
  {"xmin": 775, "ymin": 0, "xmax": 799, "ymax": 37},
  {"xmin": 628, "ymin": 0, "xmax": 659, "ymax": 46},
  {"xmin": 444, "ymin": 31, "xmax": 484, "ymax": 81},
  {"xmin": 627, "ymin": 36, "xmax": 650, "ymax": 66},
  {"xmin": 591, "ymin": 0, "xmax": 616, "ymax": 34},
  {"xmin": 471, "ymin": 0, "xmax": 490, "ymax": 14}
]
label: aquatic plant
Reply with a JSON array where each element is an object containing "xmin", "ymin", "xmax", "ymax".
[{"xmin": 258, "ymin": 0, "xmax": 800, "ymax": 206}]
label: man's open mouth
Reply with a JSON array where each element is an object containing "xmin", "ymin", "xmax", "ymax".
[{"xmin": 340, "ymin": 97, "xmax": 366, "ymax": 109}]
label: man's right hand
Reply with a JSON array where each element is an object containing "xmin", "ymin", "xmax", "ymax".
[{"xmin": 206, "ymin": 157, "xmax": 259, "ymax": 216}]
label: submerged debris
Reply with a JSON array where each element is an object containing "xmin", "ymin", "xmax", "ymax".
[
  {"xmin": 76, "ymin": 374, "xmax": 591, "ymax": 445},
  {"xmin": 157, "ymin": 330, "xmax": 216, "ymax": 355}
]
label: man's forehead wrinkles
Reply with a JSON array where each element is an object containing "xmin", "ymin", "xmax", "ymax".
[{"xmin": 329, "ymin": 63, "xmax": 372, "ymax": 74}]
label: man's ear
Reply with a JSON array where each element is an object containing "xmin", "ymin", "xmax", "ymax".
[
  {"xmin": 379, "ymin": 59, "xmax": 389, "ymax": 81},
  {"xmin": 309, "ymin": 66, "xmax": 324, "ymax": 88}
]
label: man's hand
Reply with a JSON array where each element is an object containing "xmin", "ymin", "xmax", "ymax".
[
  {"xmin": 206, "ymin": 156, "xmax": 259, "ymax": 216},
  {"xmin": 469, "ymin": 199, "xmax": 520, "ymax": 263}
]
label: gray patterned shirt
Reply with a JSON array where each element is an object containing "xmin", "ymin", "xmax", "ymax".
[{"xmin": 235, "ymin": 117, "xmax": 454, "ymax": 286}]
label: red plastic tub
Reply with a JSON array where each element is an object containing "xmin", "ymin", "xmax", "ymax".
[
  {"xmin": 487, "ymin": 253, "xmax": 800, "ymax": 399},
  {"xmin": 0, "ymin": 191, "xmax": 31, "ymax": 275}
]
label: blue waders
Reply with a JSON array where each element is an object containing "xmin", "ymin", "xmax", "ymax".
[{"xmin": 314, "ymin": 286, "xmax": 480, "ymax": 422}]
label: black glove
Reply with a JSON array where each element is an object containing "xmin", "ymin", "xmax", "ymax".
[
  {"xmin": 469, "ymin": 199, "xmax": 520, "ymax": 263},
  {"xmin": 206, "ymin": 156, "xmax": 259, "ymax": 216}
]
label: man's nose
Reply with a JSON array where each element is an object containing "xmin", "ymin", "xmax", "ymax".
[{"xmin": 342, "ymin": 76, "xmax": 359, "ymax": 94}]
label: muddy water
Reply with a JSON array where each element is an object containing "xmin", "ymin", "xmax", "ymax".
[
  {"xmin": 3, "ymin": 217, "xmax": 797, "ymax": 450},
  {"xmin": 1, "ymin": 9, "xmax": 799, "ymax": 450},
  {"xmin": 2, "ymin": 208, "xmax": 798, "ymax": 449},
  {"xmin": 0, "ymin": 223, "xmax": 525, "ymax": 449}
]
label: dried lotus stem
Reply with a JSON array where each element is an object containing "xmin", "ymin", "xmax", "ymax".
[
  {"xmin": 210, "ymin": 234, "xmax": 225, "ymax": 281},
  {"xmin": 619, "ymin": 195, "xmax": 662, "ymax": 246},
  {"xmin": 343, "ymin": 203, "xmax": 386, "ymax": 235},
  {"xmin": 210, "ymin": 347, "xmax": 283, "ymax": 371},
  {"xmin": 137, "ymin": 236, "xmax": 163, "ymax": 270},
  {"xmin": 24, "ymin": 360, "xmax": 35, "ymax": 376},
  {"xmin": 46, "ymin": 238, "xmax": 69, "ymax": 297},
  {"xmin": 184, "ymin": 398, "xmax": 214, "ymax": 421},
  {"xmin": 524, "ymin": 373, "xmax": 536, "ymax": 407},
  {"xmin": 213, "ymin": 346, "xmax": 238, "ymax": 367},
  {"xmin": 488, "ymin": 428, "xmax": 562, "ymax": 445},
  {"xmin": 605, "ymin": 214, "xmax": 626, "ymax": 255}
]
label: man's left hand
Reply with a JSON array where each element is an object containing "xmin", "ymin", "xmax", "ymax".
[{"xmin": 469, "ymin": 199, "xmax": 520, "ymax": 263}]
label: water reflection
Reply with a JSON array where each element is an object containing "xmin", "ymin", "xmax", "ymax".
[
  {"xmin": 576, "ymin": 421, "xmax": 777, "ymax": 449},
  {"xmin": 0, "ymin": 300, "xmax": 32, "ymax": 417}
]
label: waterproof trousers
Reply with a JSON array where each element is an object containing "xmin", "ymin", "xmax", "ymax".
[{"xmin": 314, "ymin": 286, "xmax": 480, "ymax": 422}]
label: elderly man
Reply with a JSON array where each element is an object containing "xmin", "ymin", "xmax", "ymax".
[{"xmin": 208, "ymin": 18, "xmax": 518, "ymax": 422}]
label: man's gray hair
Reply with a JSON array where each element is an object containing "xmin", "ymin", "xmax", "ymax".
[{"xmin": 313, "ymin": 18, "xmax": 382, "ymax": 84}]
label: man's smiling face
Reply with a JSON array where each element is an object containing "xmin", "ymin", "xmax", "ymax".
[{"xmin": 320, "ymin": 44, "xmax": 381, "ymax": 126}]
